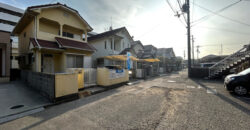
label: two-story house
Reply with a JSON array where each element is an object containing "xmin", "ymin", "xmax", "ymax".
[
  {"xmin": 120, "ymin": 40, "xmax": 144, "ymax": 57},
  {"xmin": 88, "ymin": 27, "xmax": 134, "ymax": 67},
  {"xmin": 12, "ymin": 3, "xmax": 96, "ymax": 73},
  {"xmin": 156, "ymin": 48, "xmax": 176, "ymax": 73},
  {"xmin": 140, "ymin": 45, "xmax": 157, "ymax": 59}
]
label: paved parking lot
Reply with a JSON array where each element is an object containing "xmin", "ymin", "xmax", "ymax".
[{"xmin": 0, "ymin": 70, "xmax": 249, "ymax": 129}]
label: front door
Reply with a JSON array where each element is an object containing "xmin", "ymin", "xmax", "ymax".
[
  {"xmin": 0, "ymin": 49, "xmax": 2, "ymax": 76},
  {"xmin": 42, "ymin": 54, "xmax": 54, "ymax": 73}
]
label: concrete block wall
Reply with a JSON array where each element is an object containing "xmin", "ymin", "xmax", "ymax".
[
  {"xmin": 21, "ymin": 70, "xmax": 55, "ymax": 101},
  {"xmin": 190, "ymin": 67, "xmax": 209, "ymax": 78}
]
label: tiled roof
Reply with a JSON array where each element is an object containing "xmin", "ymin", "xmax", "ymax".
[
  {"xmin": 30, "ymin": 38, "xmax": 60, "ymax": 49},
  {"xmin": 88, "ymin": 27, "xmax": 126, "ymax": 41},
  {"xmin": 131, "ymin": 40, "xmax": 143, "ymax": 48},
  {"xmin": 144, "ymin": 45, "xmax": 156, "ymax": 50},
  {"xmin": 27, "ymin": 3, "xmax": 82, "ymax": 18},
  {"xmin": 55, "ymin": 37, "xmax": 96, "ymax": 51}
]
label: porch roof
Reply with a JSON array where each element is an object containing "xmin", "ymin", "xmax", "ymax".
[
  {"xmin": 55, "ymin": 37, "xmax": 96, "ymax": 51},
  {"xmin": 30, "ymin": 38, "xmax": 61, "ymax": 50},
  {"xmin": 140, "ymin": 58, "xmax": 160, "ymax": 62},
  {"xmin": 103, "ymin": 55, "xmax": 139, "ymax": 61}
]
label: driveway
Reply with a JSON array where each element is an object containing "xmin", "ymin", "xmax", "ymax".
[{"xmin": 0, "ymin": 81, "xmax": 51, "ymax": 124}]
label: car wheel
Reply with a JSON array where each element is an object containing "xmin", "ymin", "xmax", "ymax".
[{"xmin": 234, "ymin": 86, "xmax": 248, "ymax": 96}]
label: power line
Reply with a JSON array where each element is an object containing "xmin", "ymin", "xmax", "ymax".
[
  {"xmin": 191, "ymin": 1, "xmax": 250, "ymax": 27},
  {"xmin": 165, "ymin": 0, "xmax": 187, "ymax": 27},
  {"xmin": 195, "ymin": 42, "xmax": 246, "ymax": 48},
  {"xmin": 194, "ymin": 26, "xmax": 250, "ymax": 35},
  {"xmin": 165, "ymin": 0, "xmax": 177, "ymax": 14},
  {"xmin": 192, "ymin": 0, "xmax": 242, "ymax": 25},
  {"xmin": 192, "ymin": 0, "xmax": 195, "ymax": 22}
]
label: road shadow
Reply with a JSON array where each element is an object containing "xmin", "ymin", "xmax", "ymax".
[
  {"xmin": 20, "ymin": 86, "xmax": 123, "ymax": 130},
  {"xmin": 191, "ymin": 78, "xmax": 250, "ymax": 116}
]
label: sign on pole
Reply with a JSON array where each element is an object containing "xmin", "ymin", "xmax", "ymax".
[{"xmin": 127, "ymin": 52, "xmax": 131, "ymax": 70}]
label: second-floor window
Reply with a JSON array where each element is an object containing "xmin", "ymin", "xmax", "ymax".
[
  {"xmin": 63, "ymin": 32, "xmax": 74, "ymax": 38},
  {"xmin": 110, "ymin": 42, "xmax": 113, "ymax": 50}
]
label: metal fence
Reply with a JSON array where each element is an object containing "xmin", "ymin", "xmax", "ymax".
[{"xmin": 84, "ymin": 68, "xmax": 97, "ymax": 87}]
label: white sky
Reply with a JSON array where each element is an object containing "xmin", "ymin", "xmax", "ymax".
[{"xmin": 1, "ymin": 0, "xmax": 250, "ymax": 58}]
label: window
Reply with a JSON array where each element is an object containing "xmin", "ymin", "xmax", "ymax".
[
  {"xmin": 67, "ymin": 54, "xmax": 84, "ymax": 68},
  {"xmin": 63, "ymin": 32, "xmax": 74, "ymax": 38},
  {"xmin": 23, "ymin": 32, "xmax": 26, "ymax": 38},
  {"xmin": 74, "ymin": 34, "xmax": 81, "ymax": 40},
  {"xmin": 123, "ymin": 42, "xmax": 125, "ymax": 49},
  {"xmin": 104, "ymin": 41, "xmax": 107, "ymax": 49},
  {"xmin": 110, "ymin": 42, "xmax": 113, "ymax": 49}
]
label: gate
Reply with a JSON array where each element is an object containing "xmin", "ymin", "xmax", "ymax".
[{"xmin": 84, "ymin": 68, "xmax": 97, "ymax": 87}]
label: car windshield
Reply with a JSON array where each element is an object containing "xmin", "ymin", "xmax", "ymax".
[{"xmin": 238, "ymin": 68, "xmax": 250, "ymax": 75}]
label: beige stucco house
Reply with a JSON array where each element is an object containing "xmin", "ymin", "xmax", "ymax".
[{"xmin": 12, "ymin": 3, "xmax": 96, "ymax": 73}]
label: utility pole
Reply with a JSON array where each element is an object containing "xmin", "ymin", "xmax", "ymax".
[
  {"xmin": 196, "ymin": 45, "xmax": 200, "ymax": 63},
  {"xmin": 184, "ymin": 0, "xmax": 191, "ymax": 77},
  {"xmin": 191, "ymin": 35, "xmax": 195, "ymax": 66}
]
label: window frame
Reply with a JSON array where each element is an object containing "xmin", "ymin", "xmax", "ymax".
[
  {"xmin": 66, "ymin": 54, "xmax": 84, "ymax": 68},
  {"xmin": 63, "ymin": 32, "xmax": 74, "ymax": 38}
]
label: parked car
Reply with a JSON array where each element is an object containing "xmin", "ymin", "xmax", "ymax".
[{"xmin": 224, "ymin": 68, "xmax": 250, "ymax": 96}]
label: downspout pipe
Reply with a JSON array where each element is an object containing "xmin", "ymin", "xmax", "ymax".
[{"xmin": 34, "ymin": 16, "xmax": 41, "ymax": 49}]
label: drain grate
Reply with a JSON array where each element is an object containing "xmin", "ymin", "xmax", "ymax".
[{"xmin": 10, "ymin": 105, "xmax": 24, "ymax": 109}]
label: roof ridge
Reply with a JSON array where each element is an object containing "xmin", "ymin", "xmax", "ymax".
[{"xmin": 88, "ymin": 27, "xmax": 126, "ymax": 41}]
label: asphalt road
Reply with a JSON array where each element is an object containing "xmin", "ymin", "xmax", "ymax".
[{"xmin": 0, "ymin": 70, "xmax": 249, "ymax": 130}]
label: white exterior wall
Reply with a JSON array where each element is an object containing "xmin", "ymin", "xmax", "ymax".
[
  {"xmin": 0, "ymin": 12, "xmax": 21, "ymax": 23},
  {"xmin": 0, "ymin": 2, "xmax": 24, "ymax": 32},
  {"xmin": 0, "ymin": 3, "xmax": 24, "ymax": 14},
  {"xmin": 89, "ymin": 30, "xmax": 133, "ymax": 67}
]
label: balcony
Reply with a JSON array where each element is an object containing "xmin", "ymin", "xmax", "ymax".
[{"xmin": 38, "ymin": 18, "xmax": 86, "ymax": 42}]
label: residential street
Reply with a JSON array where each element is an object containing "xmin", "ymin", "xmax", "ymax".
[{"xmin": 0, "ymin": 70, "xmax": 249, "ymax": 130}]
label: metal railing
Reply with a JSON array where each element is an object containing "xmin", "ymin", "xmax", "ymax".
[
  {"xmin": 209, "ymin": 44, "xmax": 250, "ymax": 77},
  {"xmin": 84, "ymin": 68, "xmax": 97, "ymax": 87}
]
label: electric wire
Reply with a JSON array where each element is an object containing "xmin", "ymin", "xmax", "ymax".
[{"xmin": 191, "ymin": 1, "xmax": 250, "ymax": 27}]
